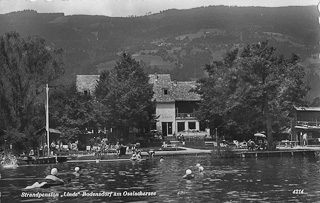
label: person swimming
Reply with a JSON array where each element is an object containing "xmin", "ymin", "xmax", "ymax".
[
  {"xmin": 72, "ymin": 167, "xmax": 80, "ymax": 177},
  {"xmin": 136, "ymin": 151, "xmax": 141, "ymax": 160},
  {"xmin": 44, "ymin": 168, "xmax": 65, "ymax": 182},
  {"xmin": 160, "ymin": 156, "xmax": 164, "ymax": 162},
  {"xmin": 199, "ymin": 166, "xmax": 204, "ymax": 172},
  {"xmin": 131, "ymin": 151, "xmax": 142, "ymax": 161},
  {"xmin": 182, "ymin": 169, "xmax": 195, "ymax": 180},
  {"xmin": 25, "ymin": 168, "xmax": 65, "ymax": 189},
  {"xmin": 131, "ymin": 153, "xmax": 138, "ymax": 161}
]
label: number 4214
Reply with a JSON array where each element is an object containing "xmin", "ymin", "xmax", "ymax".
[{"xmin": 293, "ymin": 189, "xmax": 304, "ymax": 194}]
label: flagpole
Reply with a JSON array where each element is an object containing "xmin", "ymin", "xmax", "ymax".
[{"xmin": 46, "ymin": 84, "xmax": 50, "ymax": 157}]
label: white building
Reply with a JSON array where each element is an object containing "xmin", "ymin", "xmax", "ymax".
[
  {"xmin": 76, "ymin": 74, "xmax": 207, "ymax": 137},
  {"xmin": 149, "ymin": 74, "xmax": 204, "ymax": 136}
]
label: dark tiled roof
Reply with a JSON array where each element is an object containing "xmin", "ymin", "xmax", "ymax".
[
  {"xmin": 76, "ymin": 75, "xmax": 100, "ymax": 94},
  {"xmin": 172, "ymin": 81, "xmax": 200, "ymax": 101},
  {"xmin": 149, "ymin": 74, "xmax": 200, "ymax": 102},
  {"xmin": 75, "ymin": 74, "xmax": 201, "ymax": 102}
]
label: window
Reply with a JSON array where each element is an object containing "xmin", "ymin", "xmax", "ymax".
[
  {"xmin": 177, "ymin": 122, "xmax": 185, "ymax": 132},
  {"xmin": 163, "ymin": 88, "xmax": 168, "ymax": 95},
  {"xmin": 188, "ymin": 122, "xmax": 196, "ymax": 130}
]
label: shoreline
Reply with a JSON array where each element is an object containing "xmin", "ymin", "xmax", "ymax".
[
  {"xmin": 69, "ymin": 146, "xmax": 320, "ymax": 160},
  {"xmin": 14, "ymin": 146, "xmax": 320, "ymax": 165}
]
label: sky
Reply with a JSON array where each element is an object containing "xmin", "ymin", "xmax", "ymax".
[{"xmin": 0, "ymin": 0, "xmax": 319, "ymax": 17}]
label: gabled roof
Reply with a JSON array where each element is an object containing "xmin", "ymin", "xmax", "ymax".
[
  {"xmin": 76, "ymin": 75, "xmax": 100, "ymax": 94},
  {"xmin": 75, "ymin": 74, "xmax": 201, "ymax": 102},
  {"xmin": 172, "ymin": 81, "xmax": 200, "ymax": 101},
  {"xmin": 149, "ymin": 74, "xmax": 200, "ymax": 102}
]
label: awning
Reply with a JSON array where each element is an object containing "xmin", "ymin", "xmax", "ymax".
[
  {"xmin": 254, "ymin": 133, "xmax": 266, "ymax": 138},
  {"xmin": 35, "ymin": 128, "xmax": 62, "ymax": 136}
]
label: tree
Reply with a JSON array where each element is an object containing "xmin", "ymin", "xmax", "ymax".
[
  {"xmin": 195, "ymin": 41, "xmax": 309, "ymax": 149},
  {"xmin": 49, "ymin": 83, "xmax": 99, "ymax": 142},
  {"xmin": 0, "ymin": 32, "xmax": 64, "ymax": 151},
  {"xmin": 95, "ymin": 53, "xmax": 156, "ymax": 142}
]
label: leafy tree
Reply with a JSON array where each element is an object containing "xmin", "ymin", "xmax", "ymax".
[
  {"xmin": 195, "ymin": 41, "xmax": 309, "ymax": 149},
  {"xmin": 49, "ymin": 83, "xmax": 100, "ymax": 142},
  {"xmin": 95, "ymin": 53, "xmax": 156, "ymax": 142},
  {"xmin": 0, "ymin": 32, "xmax": 64, "ymax": 151}
]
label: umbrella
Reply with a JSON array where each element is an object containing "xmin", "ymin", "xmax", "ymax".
[{"xmin": 254, "ymin": 133, "xmax": 266, "ymax": 138}]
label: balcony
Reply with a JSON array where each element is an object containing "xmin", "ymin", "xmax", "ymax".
[
  {"xmin": 296, "ymin": 121, "xmax": 320, "ymax": 130},
  {"xmin": 176, "ymin": 113, "xmax": 198, "ymax": 119}
]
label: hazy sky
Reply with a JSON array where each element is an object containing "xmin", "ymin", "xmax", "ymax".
[{"xmin": 0, "ymin": 0, "xmax": 319, "ymax": 17}]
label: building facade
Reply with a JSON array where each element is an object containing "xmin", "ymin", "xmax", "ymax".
[
  {"xmin": 76, "ymin": 74, "xmax": 207, "ymax": 137},
  {"xmin": 148, "ymin": 74, "xmax": 203, "ymax": 136},
  {"xmin": 293, "ymin": 107, "xmax": 320, "ymax": 145}
]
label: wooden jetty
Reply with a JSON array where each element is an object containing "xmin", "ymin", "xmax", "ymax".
[
  {"xmin": 20, "ymin": 156, "xmax": 68, "ymax": 164},
  {"xmin": 67, "ymin": 158, "xmax": 146, "ymax": 163},
  {"xmin": 234, "ymin": 149, "xmax": 319, "ymax": 158}
]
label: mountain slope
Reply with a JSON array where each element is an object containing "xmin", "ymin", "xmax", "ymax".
[{"xmin": 0, "ymin": 6, "xmax": 319, "ymax": 100}]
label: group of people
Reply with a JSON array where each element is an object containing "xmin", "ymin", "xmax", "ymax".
[
  {"xmin": 247, "ymin": 139, "xmax": 268, "ymax": 151},
  {"xmin": 50, "ymin": 140, "xmax": 78, "ymax": 153},
  {"xmin": 24, "ymin": 155, "xmax": 202, "ymax": 190},
  {"xmin": 182, "ymin": 163, "xmax": 204, "ymax": 180},
  {"xmin": 92, "ymin": 141, "xmax": 126, "ymax": 156},
  {"xmin": 157, "ymin": 156, "xmax": 202, "ymax": 180},
  {"xmin": 25, "ymin": 167, "xmax": 81, "ymax": 189},
  {"xmin": 177, "ymin": 134, "xmax": 185, "ymax": 142},
  {"xmin": 130, "ymin": 150, "xmax": 142, "ymax": 161}
]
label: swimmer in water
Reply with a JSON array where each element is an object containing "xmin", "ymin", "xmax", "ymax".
[
  {"xmin": 182, "ymin": 169, "xmax": 195, "ymax": 180},
  {"xmin": 44, "ymin": 168, "xmax": 65, "ymax": 183},
  {"xmin": 196, "ymin": 163, "xmax": 201, "ymax": 168},
  {"xmin": 160, "ymin": 156, "xmax": 164, "ymax": 162},
  {"xmin": 25, "ymin": 168, "xmax": 65, "ymax": 189},
  {"xmin": 72, "ymin": 167, "xmax": 80, "ymax": 177},
  {"xmin": 199, "ymin": 166, "xmax": 204, "ymax": 172},
  {"xmin": 131, "ymin": 153, "xmax": 137, "ymax": 161}
]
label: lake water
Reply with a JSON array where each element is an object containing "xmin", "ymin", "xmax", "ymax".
[{"xmin": 1, "ymin": 155, "xmax": 320, "ymax": 202}]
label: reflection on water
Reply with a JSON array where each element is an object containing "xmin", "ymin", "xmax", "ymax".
[{"xmin": 1, "ymin": 155, "xmax": 320, "ymax": 202}]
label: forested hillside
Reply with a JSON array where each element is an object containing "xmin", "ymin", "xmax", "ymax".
[{"xmin": 0, "ymin": 5, "xmax": 319, "ymax": 100}]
